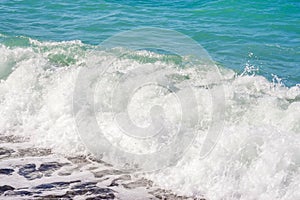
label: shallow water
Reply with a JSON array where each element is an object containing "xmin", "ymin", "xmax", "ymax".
[{"xmin": 0, "ymin": 132, "xmax": 190, "ymax": 199}]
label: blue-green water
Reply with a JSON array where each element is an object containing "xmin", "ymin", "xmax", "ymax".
[
  {"xmin": 0, "ymin": 0, "xmax": 299, "ymax": 85},
  {"xmin": 1, "ymin": 2, "xmax": 300, "ymax": 199}
]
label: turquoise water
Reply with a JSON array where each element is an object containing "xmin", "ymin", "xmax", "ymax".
[
  {"xmin": 0, "ymin": 0, "xmax": 299, "ymax": 86},
  {"xmin": 0, "ymin": 0, "xmax": 299, "ymax": 85}
]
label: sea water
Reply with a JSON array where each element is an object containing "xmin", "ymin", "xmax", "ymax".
[{"xmin": 0, "ymin": 1, "xmax": 299, "ymax": 200}]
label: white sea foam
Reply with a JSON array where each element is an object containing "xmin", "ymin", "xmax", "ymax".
[{"xmin": 0, "ymin": 41, "xmax": 299, "ymax": 200}]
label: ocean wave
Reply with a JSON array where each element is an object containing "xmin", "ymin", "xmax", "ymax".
[{"xmin": 0, "ymin": 39, "xmax": 299, "ymax": 200}]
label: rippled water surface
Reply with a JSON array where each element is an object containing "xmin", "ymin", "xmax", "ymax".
[{"xmin": 0, "ymin": 0, "xmax": 299, "ymax": 85}]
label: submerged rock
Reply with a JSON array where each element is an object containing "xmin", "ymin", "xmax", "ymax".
[
  {"xmin": 18, "ymin": 163, "xmax": 42, "ymax": 180},
  {"xmin": 0, "ymin": 185, "xmax": 15, "ymax": 194},
  {"xmin": 0, "ymin": 147, "xmax": 14, "ymax": 159},
  {"xmin": 0, "ymin": 168, "xmax": 14, "ymax": 175},
  {"xmin": 5, "ymin": 190, "xmax": 34, "ymax": 196},
  {"xmin": 38, "ymin": 162, "xmax": 68, "ymax": 176},
  {"xmin": 34, "ymin": 181, "xmax": 80, "ymax": 190}
]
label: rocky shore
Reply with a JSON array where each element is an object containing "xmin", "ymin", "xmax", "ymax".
[{"xmin": 0, "ymin": 134, "xmax": 202, "ymax": 200}]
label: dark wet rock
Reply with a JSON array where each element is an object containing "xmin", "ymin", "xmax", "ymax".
[
  {"xmin": 34, "ymin": 181, "xmax": 80, "ymax": 190},
  {"xmin": 14, "ymin": 190, "xmax": 33, "ymax": 196},
  {"xmin": 71, "ymin": 181, "xmax": 97, "ymax": 190},
  {"xmin": 18, "ymin": 163, "xmax": 36, "ymax": 174},
  {"xmin": 35, "ymin": 186, "xmax": 115, "ymax": 199},
  {"xmin": 0, "ymin": 147, "xmax": 14, "ymax": 159},
  {"xmin": 86, "ymin": 193, "xmax": 115, "ymax": 199},
  {"xmin": 18, "ymin": 163, "xmax": 42, "ymax": 180},
  {"xmin": 0, "ymin": 168, "xmax": 14, "ymax": 175},
  {"xmin": 36, "ymin": 194, "xmax": 72, "ymax": 200},
  {"xmin": 108, "ymin": 181, "xmax": 119, "ymax": 187},
  {"xmin": 66, "ymin": 187, "xmax": 115, "ymax": 198},
  {"xmin": 0, "ymin": 185, "xmax": 15, "ymax": 194},
  {"xmin": 38, "ymin": 162, "xmax": 69, "ymax": 176},
  {"xmin": 0, "ymin": 144, "xmax": 194, "ymax": 199},
  {"xmin": 34, "ymin": 182, "xmax": 66, "ymax": 190},
  {"xmin": 5, "ymin": 190, "xmax": 34, "ymax": 196},
  {"xmin": 65, "ymin": 181, "xmax": 116, "ymax": 198},
  {"xmin": 39, "ymin": 162, "xmax": 64, "ymax": 171},
  {"xmin": 91, "ymin": 188, "xmax": 115, "ymax": 195},
  {"xmin": 18, "ymin": 162, "xmax": 67, "ymax": 180}
]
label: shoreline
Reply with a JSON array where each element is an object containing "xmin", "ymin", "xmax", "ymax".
[{"xmin": 0, "ymin": 133, "xmax": 201, "ymax": 200}]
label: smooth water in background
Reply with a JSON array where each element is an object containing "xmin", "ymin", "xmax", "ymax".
[{"xmin": 0, "ymin": 0, "xmax": 299, "ymax": 86}]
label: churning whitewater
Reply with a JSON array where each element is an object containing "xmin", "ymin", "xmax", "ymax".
[{"xmin": 0, "ymin": 38, "xmax": 299, "ymax": 200}]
